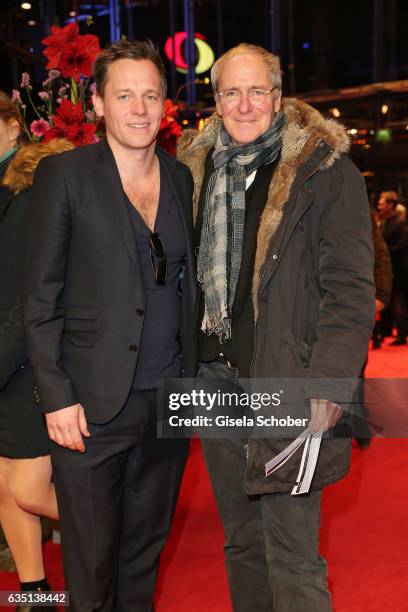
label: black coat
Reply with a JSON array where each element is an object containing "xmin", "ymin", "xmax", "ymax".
[
  {"xmin": 22, "ymin": 140, "xmax": 196, "ymax": 424},
  {"xmin": 0, "ymin": 189, "xmax": 31, "ymax": 392},
  {"xmin": 381, "ymin": 212, "xmax": 408, "ymax": 292},
  {"xmin": 0, "ymin": 153, "xmax": 29, "ymax": 393},
  {"xmin": 0, "ymin": 155, "xmax": 14, "ymax": 211},
  {"xmin": 0, "ymin": 183, "xmax": 51, "ymax": 459},
  {"xmin": 372, "ymin": 215, "xmax": 392, "ymax": 306}
]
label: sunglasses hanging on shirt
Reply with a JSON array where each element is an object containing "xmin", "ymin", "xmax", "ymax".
[{"xmin": 149, "ymin": 232, "xmax": 167, "ymax": 285}]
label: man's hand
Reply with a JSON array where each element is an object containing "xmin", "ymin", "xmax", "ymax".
[
  {"xmin": 46, "ymin": 403, "xmax": 90, "ymax": 452},
  {"xmin": 309, "ymin": 399, "xmax": 343, "ymax": 434}
]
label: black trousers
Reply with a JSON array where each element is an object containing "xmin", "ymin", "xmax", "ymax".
[{"xmin": 51, "ymin": 390, "xmax": 189, "ymax": 612}]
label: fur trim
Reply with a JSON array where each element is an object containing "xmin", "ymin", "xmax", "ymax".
[
  {"xmin": 177, "ymin": 97, "xmax": 350, "ymax": 319},
  {"xmin": 177, "ymin": 114, "xmax": 224, "ymax": 221},
  {"xmin": 3, "ymin": 139, "xmax": 74, "ymax": 194}
]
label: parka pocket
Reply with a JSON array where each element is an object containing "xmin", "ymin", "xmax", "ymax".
[{"xmin": 287, "ymin": 338, "xmax": 313, "ymax": 373}]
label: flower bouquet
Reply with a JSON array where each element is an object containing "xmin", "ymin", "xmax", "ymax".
[
  {"xmin": 13, "ymin": 22, "xmax": 100, "ymax": 146},
  {"xmin": 13, "ymin": 22, "xmax": 182, "ymax": 153}
]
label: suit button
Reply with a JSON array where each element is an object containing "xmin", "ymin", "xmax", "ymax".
[
  {"xmin": 129, "ymin": 344, "xmax": 138, "ymax": 352},
  {"xmin": 136, "ymin": 308, "xmax": 144, "ymax": 316}
]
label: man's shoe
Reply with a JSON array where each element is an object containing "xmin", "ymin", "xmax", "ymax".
[{"xmin": 389, "ymin": 338, "xmax": 407, "ymax": 346}]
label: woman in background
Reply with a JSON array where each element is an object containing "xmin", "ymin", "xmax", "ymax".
[{"xmin": 0, "ymin": 90, "xmax": 72, "ymax": 609}]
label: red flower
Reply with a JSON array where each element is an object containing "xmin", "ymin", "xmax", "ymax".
[
  {"xmin": 42, "ymin": 23, "xmax": 80, "ymax": 69},
  {"xmin": 55, "ymin": 99, "xmax": 85, "ymax": 123},
  {"xmin": 163, "ymin": 99, "xmax": 179, "ymax": 119},
  {"xmin": 157, "ymin": 118, "xmax": 182, "ymax": 155},
  {"xmin": 159, "ymin": 116, "xmax": 182, "ymax": 136},
  {"xmin": 42, "ymin": 23, "xmax": 79, "ymax": 49},
  {"xmin": 157, "ymin": 100, "xmax": 182, "ymax": 155},
  {"xmin": 43, "ymin": 99, "xmax": 96, "ymax": 146},
  {"xmin": 42, "ymin": 23, "xmax": 100, "ymax": 81}
]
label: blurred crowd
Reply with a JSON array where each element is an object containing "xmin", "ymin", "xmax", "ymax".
[{"xmin": 373, "ymin": 191, "xmax": 408, "ymax": 348}]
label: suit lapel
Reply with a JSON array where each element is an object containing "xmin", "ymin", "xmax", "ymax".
[{"xmin": 96, "ymin": 140, "xmax": 141, "ymax": 271}]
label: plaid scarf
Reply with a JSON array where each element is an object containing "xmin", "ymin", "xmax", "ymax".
[{"xmin": 198, "ymin": 111, "xmax": 285, "ymax": 341}]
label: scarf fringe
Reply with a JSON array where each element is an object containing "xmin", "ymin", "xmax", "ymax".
[{"xmin": 201, "ymin": 302, "xmax": 231, "ymax": 342}]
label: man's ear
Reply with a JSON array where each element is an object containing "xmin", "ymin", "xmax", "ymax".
[
  {"xmin": 274, "ymin": 92, "xmax": 282, "ymax": 114},
  {"xmin": 92, "ymin": 93, "xmax": 104, "ymax": 118},
  {"xmin": 215, "ymin": 95, "xmax": 223, "ymax": 118}
]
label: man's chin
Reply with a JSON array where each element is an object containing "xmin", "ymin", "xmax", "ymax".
[{"xmin": 119, "ymin": 136, "xmax": 158, "ymax": 152}]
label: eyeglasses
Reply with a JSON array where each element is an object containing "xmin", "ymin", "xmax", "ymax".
[
  {"xmin": 149, "ymin": 232, "xmax": 167, "ymax": 285},
  {"xmin": 216, "ymin": 87, "xmax": 277, "ymax": 108}
]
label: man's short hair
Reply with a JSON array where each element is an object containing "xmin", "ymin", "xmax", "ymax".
[
  {"xmin": 211, "ymin": 43, "xmax": 282, "ymax": 93},
  {"xmin": 380, "ymin": 191, "xmax": 398, "ymax": 207},
  {"xmin": 93, "ymin": 39, "xmax": 167, "ymax": 98}
]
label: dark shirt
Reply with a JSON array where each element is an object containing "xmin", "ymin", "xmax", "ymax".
[
  {"xmin": 196, "ymin": 150, "xmax": 277, "ymax": 377},
  {"xmin": 127, "ymin": 161, "xmax": 187, "ymax": 391}
]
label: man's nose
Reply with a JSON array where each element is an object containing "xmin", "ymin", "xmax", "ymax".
[
  {"xmin": 237, "ymin": 92, "xmax": 253, "ymax": 113},
  {"xmin": 130, "ymin": 98, "xmax": 147, "ymax": 114}
]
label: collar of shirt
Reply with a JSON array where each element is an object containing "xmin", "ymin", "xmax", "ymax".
[{"xmin": 246, "ymin": 170, "xmax": 257, "ymax": 190}]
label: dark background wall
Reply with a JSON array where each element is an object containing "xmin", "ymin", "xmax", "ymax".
[{"xmin": 1, "ymin": 0, "xmax": 407, "ymax": 97}]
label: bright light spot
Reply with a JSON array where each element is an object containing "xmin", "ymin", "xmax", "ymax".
[
  {"xmin": 381, "ymin": 104, "xmax": 389, "ymax": 114},
  {"xmin": 182, "ymin": 120, "xmax": 189, "ymax": 125},
  {"xmin": 198, "ymin": 118, "xmax": 205, "ymax": 130},
  {"xmin": 330, "ymin": 108, "xmax": 341, "ymax": 118},
  {"xmin": 28, "ymin": 19, "xmax": 36, "ymax": 25},
  {"xmin": 21, "ymin": 2, "xmax": 31, "ymax": 9},
  {"xmin": 204, "ymin": 77, "xmax": 210, "ymax": 84},
  {"xmin": 302, "ymin": 42, "xmax": 310, "ymax": 50},
  {"xmin": 348, "ymin": 128, "xmax": 358, "ymax": 135},
  {"xmin": 370, "ymin": 130, "xmax": 375, "ymax": 135},
  {"xmin": 69, "ymin": 11, "xmax": 76, "ymax": 17}
]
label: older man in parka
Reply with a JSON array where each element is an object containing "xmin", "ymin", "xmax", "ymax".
[{"xmin": 178, "ymin": 44, "xmax": 375, "ymax": 612}]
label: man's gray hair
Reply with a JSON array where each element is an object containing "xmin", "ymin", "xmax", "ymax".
[{"xmin": 211, "ymin": 43, "xmax": 282, "ymax": 92}]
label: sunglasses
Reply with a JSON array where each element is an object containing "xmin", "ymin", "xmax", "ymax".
[{"xmin": 149, "ymin": 232, "xmax": 167, "ymax": 285}]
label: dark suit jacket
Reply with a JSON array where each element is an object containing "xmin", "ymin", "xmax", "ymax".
[{"xmin": 22, "ymin": 140, "xmax": 196, "ymax": 423}]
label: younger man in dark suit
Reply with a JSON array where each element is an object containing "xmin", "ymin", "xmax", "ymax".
[{"xmin": 22, "ymin": 41, "xmax": 196, "ymax": 611}]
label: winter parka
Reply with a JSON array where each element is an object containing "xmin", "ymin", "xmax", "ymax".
[{"xmin": 178, "ymin": 98, "xmax": 375, "ymax": 494}]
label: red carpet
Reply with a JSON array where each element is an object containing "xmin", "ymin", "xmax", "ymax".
[{"xmin": 1, "ymin": 342, "xmax": 407, "ymax": 611}]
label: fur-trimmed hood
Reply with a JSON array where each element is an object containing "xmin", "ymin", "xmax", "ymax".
[
  {"xmin": 2, "ymin": 139, "xmax": 74, "ymax": 195},
  {"xmin": 177, "ymin": 97, "xmax": 350, "ymax": 318},
  {"xmin": 178, "ymin": 97, "xmax": 349, "ymax": 219}
]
